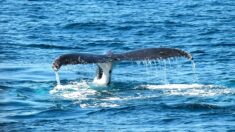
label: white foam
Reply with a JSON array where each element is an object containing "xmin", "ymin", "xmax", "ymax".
[
  {"xmin": 50, "ymin": 81, "xmax": 96, "ymax": 100},
  {"xmin": 80, "ymin": 102, "xmax": 119, "ymax": 108},
  {"xmin": 50, "ymin": 82, "xmax": 233, "ymax": 108},
  {"xmin": 141, "ymin": 84, "xmax": 214, "ymax": 89},
  {"xmin": 50, "ymin": 81, "xmax": 122, "ymax": 108},
  {"xmin": 101, "ymin": 97, "xmax": 122, "ymax": 101},
  {"xmin": 141, "ymin": 84, "xmax": 232, "ymax": 97}
]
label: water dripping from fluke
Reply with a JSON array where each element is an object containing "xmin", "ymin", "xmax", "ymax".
[
  {"xmin": 55, "ymin": 71, "xmax": 61, "ymax": 86},
  {"xmin": 191, "ymin": 60, "xmax": 199, "ymax": 83},
  {"xmin": 136, "ymin": 57, "xmax": 197, "ymax": 84}
]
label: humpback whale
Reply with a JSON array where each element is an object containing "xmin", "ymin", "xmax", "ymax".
[{"xmin": 52, "ymin": 48, "xmax": 192, "ymax": 86}]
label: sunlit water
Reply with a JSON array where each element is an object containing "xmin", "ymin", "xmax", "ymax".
[{"xmin": 1, "ymin": 0, "xmax": 235, "ymax": 131}]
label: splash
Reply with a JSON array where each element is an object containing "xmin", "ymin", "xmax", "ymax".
[
  {"xmin": 50, "ymin": 81, "xmax": 96, "ymax": 100},
  {"xmin": 49, "ymin": 81, "xmax": 120, "ymax": 108}
]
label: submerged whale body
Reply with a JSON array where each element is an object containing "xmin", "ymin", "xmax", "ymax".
[{"xmin": 52, "ymin": 48, "xmax": 193, "ymax": 86}]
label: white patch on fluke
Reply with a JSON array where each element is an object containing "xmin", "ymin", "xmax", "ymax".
[{"xmin": 93, "ymin": 62, "xmax": 113, "ymax": 86}]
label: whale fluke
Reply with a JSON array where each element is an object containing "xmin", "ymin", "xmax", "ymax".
[
  {"xmin": 52, "ymin": 48, "xmax": 192, "ymax": 86},
  {"xmin": 52, "ymin": 48, "xmax": 192, "ymax": 71},
  {"xmin": 53, "ymin": 48, "xmax": 193, "ymax": 70}
]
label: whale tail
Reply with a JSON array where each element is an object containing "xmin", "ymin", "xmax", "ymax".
[
  {"xmin": 52, "ymin": 48, "xmax": 192, "ymax": 71},
  {"xmin": 52, "ymin": 48, "xmax": 192, "ymax": 86}
]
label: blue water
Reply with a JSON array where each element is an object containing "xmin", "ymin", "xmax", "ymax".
[{"xmin": 1, "ymin": 0, "xmax": 235, "ymax": 131}]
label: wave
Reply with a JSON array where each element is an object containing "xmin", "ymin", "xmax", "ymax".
[
  {"xmin": 0, "ymin": 85, "xmax": 11, "ymax": 90},
  {"xmin": 0, "ymin": 42, "xmax": 83, "ymax": 50},
  {"xmin": 25, "ymin": 44, "xmax": 83, "ymax": 50},
  {"xmin": 63, "ymin": 21, "xmax": 108, "ymax": 30},
  {"xmin": 0, "ymin": 100, "xmax": 33, "ymax": 108},
  {"xmin": 86, "ymin": 103, "xmax": 235, "ymax": 116},
  {"xmin": 169, "ymin": 103, "xmax": 221, "ymax": 110}
]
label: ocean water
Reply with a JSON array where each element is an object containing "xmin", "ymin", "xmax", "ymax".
[{"xmin": 0, "ymin": 0, "xmax": 235, "ymax": 131}]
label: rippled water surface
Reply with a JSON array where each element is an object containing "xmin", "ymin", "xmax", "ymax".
[{"xmin": 1, "ymin": 0, "xmax": 235, "ymax": 131}]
